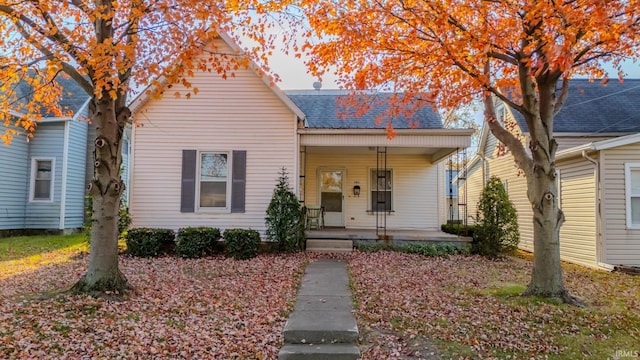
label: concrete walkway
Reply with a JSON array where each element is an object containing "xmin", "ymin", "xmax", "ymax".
[{"xmin": 278, "ymin": 259, "xmax": 360, "ymax": 359}]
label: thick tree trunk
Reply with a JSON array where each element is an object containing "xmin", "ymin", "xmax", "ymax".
[
  {"xmin": 72, "ymin": 96, "xmax": 130, "ymax": 294},
  {"xmin": 524, "ymin": 168, "xmax": 565, "ymax": 297}
]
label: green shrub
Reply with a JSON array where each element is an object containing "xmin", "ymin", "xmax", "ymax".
[
  {"xmin": 354, "ymin": 242, "xmax": 395, "ymax": 252},
  {"xmin": 265, "ymin": 168, "xmax": 305, "ymax": 252},
  {"xmin": 472, "ymin": 176, "xmax": 519, "ymax": 258},
  {"xmin": 441, "ymin": 223, "xmax": 476, "ymax": 237},
  {"xmin": 355, "ymin": 242, "xmax": 465, "ymax": 256},
  {"xmin": 175, "ymin": 227, "xmax": 221, "ymax": 258},
  {"xmin": 125, "ymin": 228, "xmax": 175, "ymax": 257},
  {"xmin": 224, "ymin": 229, "xmax": 261, "ymax": 260}
]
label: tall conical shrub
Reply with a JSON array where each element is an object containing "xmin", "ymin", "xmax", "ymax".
[
  {"xmin": 265, "ymin": 168, "xmax": 305, "ymax": 252},
  {"xmin": 472, "ymin": 176, "xmax": 519, "ymax": 258}
]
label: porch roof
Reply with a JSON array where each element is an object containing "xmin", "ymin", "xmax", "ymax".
[{"xmin": 299, "ymin": 128, "xmax": 473, "ymax": 162}]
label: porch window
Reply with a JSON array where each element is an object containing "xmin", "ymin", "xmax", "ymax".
[
  {"xmin": 625, "ymin": 163, "xmax": 640, "ymax": 229},
  {"xmin": 198, "ymin": 152, "xmax": 229, "ymax": 210},
  {"xmin": 370, "ymin": 169, "xmax": 393, "ymax": 212},
  {"xmin": 30, "ymin": 158, "xmax": 54, "ymax": 202}
]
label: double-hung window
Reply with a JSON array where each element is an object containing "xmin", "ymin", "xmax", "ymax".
[
  {"xmin": 199, "ymin": 152, "xmax": 229, "ymax": 210},
  {"xmin": 370, "ymin": 169, "xmax": 393, "ymax": 212},
  {"xmin": 625, "ymin": 163, "xmax": 640, "ymax": 229},
  {"xmin": 30, "ymin": 158, "xmax": 54, "ymax": 202}
]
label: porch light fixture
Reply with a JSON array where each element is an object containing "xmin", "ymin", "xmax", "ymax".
[{"xmin": 353, "ymin": 182, "xmax": 361, "ymax": 197}]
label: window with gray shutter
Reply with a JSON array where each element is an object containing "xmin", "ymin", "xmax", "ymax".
[
  {"xmin": 180, "ymin": 150, "xmax": 197, "ymax": 212},
  {"xmin": 231, "ymin": 150, "xmax": 246, "ymax": 213}
]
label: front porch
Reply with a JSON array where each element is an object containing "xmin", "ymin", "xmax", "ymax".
[{"xmin": 305, "ymin": 228, "xmax": 471, "ymax": 248}]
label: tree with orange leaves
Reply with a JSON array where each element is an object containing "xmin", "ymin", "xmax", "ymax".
[
  {"xmin": 297, "ymin": 0, "xmax": 639, "ymax": 303},
  {"xmin": 0, "ymin": 1, "xmax": 279, "ymax": 294}
]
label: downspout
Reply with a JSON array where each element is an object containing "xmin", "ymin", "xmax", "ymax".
[
  {"xmin": 59, "ymin": 121, "xmax": 71, "ymax": 231},
  {"xmin": 581, "ymin": 150, "xmax": 611, "ymax": 270}
]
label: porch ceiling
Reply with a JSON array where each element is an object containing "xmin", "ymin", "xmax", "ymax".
[{"xmin": 299, "ymin": 128, "xmax": 473, "ymax": 162}]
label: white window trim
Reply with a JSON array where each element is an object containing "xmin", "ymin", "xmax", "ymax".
[
  {"xmin": 196, "ymin": 151, "xmax": 232, "ymax": 213},
  {"xmin": 368, "ymin": 168, "xmax": 394, "ymax": 212},
  {"xmin": 625, "ymin": 163, "xmax": 640, "ymax": 229},
  {"xmin": 29, "ymin": 157, "xmax": 55, "ymax": 202}
]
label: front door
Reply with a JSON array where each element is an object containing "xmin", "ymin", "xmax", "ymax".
[{"xmin": 319, "ymin": 170, "xmax": 344, "ymax": 227}]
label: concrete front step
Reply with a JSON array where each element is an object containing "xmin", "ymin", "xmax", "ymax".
[
  {"xmin": 278, "ymin": 343, "xmax": 360, "ymax": 360},
  {"xmin": 283, "ymin": 310, "xmax": 359, "ymax": 344},
  {"xmin": 306, "ymin": 239, "xmax": 353, "ymax": 253}
]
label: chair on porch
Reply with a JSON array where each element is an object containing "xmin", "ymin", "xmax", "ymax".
[{"xmin": 305, "ymin": 205, "xmax": 324, "ymax": 230}]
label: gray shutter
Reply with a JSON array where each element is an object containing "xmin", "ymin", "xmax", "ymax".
[
  {"xmin": 231, "ymin": 150, "xmax": 246, "ymax": 213},
  {"xmin": 180, "ymin": 150, "xmax": 197, "ymax": 212}
]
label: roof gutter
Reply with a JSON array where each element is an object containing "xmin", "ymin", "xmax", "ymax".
[{"xmin": 298, "ymin": 128, "xmax": 475, "ymax": 136}]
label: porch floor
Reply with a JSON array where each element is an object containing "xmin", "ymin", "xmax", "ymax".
[{"xmin": 305, "ymin": 228, "xmax": 467, "ymax": 242}]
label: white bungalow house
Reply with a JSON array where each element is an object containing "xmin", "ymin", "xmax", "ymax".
[
  {"xmin": 460, "ymin": 79, "xmax": 640, "ymax": 268},
  {"xmin": 127, "ymin": 33, "xmax": 473, "ymax": 239}
]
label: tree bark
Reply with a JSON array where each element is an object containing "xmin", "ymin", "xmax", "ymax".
[
  {"xmin": 71, "ymin": 96, "xmax": 130, "ymax": 294},
  {"xmin": 482, "ymin": 71, "xmax": 580, "ymax": 305}
]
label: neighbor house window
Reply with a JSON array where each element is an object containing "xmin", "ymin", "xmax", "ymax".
[
  {"xmin": 30, "ymin": 158, "xmax": 54, "ymax": 202},
  {"xmin": 198, "ymin": 152, "xmax": 229, "ymax": 209},
  {"xmin": 370, "ymin": 169, "xmax": 393, "ymax": 212},
  {"xmin": 625, "ymin": 163, "xmax": 640, "ymax": 229}
]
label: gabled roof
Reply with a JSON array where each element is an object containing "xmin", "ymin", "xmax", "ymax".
[
  {"xmin": 513, "ymin": 79, "xmax": 640, "ymax": 134},
  {"xmin": 8, "ymin": 75, "xmax": 90, "ymax": 119},
  {"xmin": 129, "ymin": 31, "xmax": 305, "ymax": 120},
  {"xmin": 286, "ymin": 90, "xmax": 442, "ymax": 129}
]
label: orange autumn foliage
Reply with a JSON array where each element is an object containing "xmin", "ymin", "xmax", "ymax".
[{"xmin": 293, "ymin": 0, "xmax": 639, "ymax": 115}]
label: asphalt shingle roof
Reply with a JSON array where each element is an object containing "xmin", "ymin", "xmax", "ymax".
[
  {"xmin": 286, "ymin": 91, "xmax": 443, "ymax": 129},
  {"xmin": 514, "ymin": 79, "xmax": 640, "ymax": 134},
  {"xmin": 9, "ymin": 74, "xmax": 90, "ymax": 117}
]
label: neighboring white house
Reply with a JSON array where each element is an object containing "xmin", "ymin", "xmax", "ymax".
[
  {"xmin": 128, "ymin": 33, "xmax": 473, "ymax": 236},
  {"xmin": 461, "ymin": 79, "xmax": 640, "ymax": 268}
]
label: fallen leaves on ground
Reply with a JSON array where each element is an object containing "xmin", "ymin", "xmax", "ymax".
[
  {"xmin": 349, "ymin": 251, "xmax": 640, "ymax": 359},
  {"xmin": 1, "ymin": 254, "xmax": 307, "ymax": 359}
]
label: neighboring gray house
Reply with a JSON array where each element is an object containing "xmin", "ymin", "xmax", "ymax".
[
  {"xmin": 461, "ymin": 79, "xmax": 640, "ymax": 268},
  {"xmin": 0, "ymin": 77, "xmax": 91, "ymax": 235}
]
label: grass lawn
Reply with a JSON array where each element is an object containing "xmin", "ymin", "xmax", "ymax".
[
  {"xmin": 0, "ymin": 234, "xmax": 88, "ymax": 279},
  {"xmin": 1, "ymin": 235, "xmax": 638, "ymax": 359}
]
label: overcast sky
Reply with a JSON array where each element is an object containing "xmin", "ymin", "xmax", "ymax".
[{"xmin": 269, "ymin": 46, "xmax": 640, "ymax": 90}]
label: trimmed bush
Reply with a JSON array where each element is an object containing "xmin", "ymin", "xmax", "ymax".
[
  {"xmin": 355, "ymin": 242, "xmax": 395, "ymax": 252},
  {"xmin": 125, "ymin": 228, "xmax": 175, "ymax": 257},
  {"xmin": 441, "ymin": 223, "xmax": 476, "ymax": 237},
  {"xmin": 175, "ymin": 227, "xmax": 221, "ymax": 258},
  {"xmin": 472, "ymin": 176, "xmax": 519, "ymax": 258},
  {"xmin": 355, "ymin": 242, "xmax": 467, "ymax": 256},
  {"xmin": 224, "ymin": 229, "xmax": 261, "ymax": 260},
  {"xmin": 265, "ymin": 168, "xmax": 305, "ymax": 252}
]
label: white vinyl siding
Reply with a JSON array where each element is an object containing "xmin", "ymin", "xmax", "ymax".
[
  {"xmin": 304, "ymin": 152, "xmax": 439, "ymax": 230},
  {"xmin": 624, "ymin": 163, "xmax": 640, "ymax": 229},
  {"xmin": 460, "ymin": 159, "xmax": 485, "ymax": 224},
  {"xmin": 30, "ymin": 158, "xmax": 55, "ymax": 202},
  {"xmin": 130, "ymin": 39, "xmax": 297, "ymax": 235},
  {"xmin": 556, "ymin": 157, "xmax": 597, "ymax": 267},
  {"xmin": 601, "ymin": 144, "xmax": 640, "ymax": 266}
]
